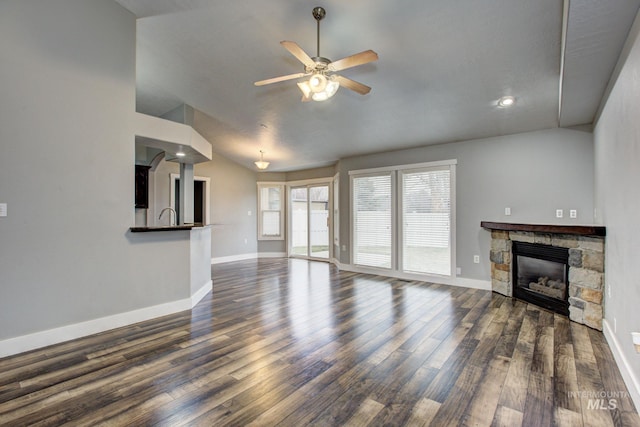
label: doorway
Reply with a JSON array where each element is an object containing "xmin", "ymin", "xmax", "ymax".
[
  {"xmin": 170, "ymin": 174, "xmax": 210, "ymax": 224},
  {"xmin": 289, "ymin": 184, "xmax": 330, "ymax": 259}
]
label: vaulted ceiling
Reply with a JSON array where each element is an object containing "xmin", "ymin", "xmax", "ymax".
[{"xmin": 115, "ymin": 0, "xmax": 640, "ymax": 171}]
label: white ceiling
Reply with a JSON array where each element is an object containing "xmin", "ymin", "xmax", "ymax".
[{"xmin": 115, "ymin": 0, "xmax": 640, "ymax": 171}]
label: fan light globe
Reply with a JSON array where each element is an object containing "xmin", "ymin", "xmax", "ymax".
[
  {"xmin": 312, "ymin": 78, "xmax": 339, "ymax": 101},
  {"xmin": 309, "ymin": 74, "xmax": 327, "ymax": 93}
]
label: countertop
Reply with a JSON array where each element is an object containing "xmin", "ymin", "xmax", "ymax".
[{"xmin": 129, "ymin": 223, "xmax": 206, "ymax": 233}]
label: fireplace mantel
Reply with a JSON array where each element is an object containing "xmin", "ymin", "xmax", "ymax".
[{"xmin": 481, "ymin": 221, "xmax": 606, "ymax": 237}]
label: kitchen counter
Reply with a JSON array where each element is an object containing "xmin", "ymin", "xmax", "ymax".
[
  {"xmin": 126, "ymin": 224, "xmax": 213, "ymax": 308},
  {"xmin": 129, "ymin": 223, "xmax": 204, "ymax": 233}
]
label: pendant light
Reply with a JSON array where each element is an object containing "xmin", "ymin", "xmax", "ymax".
[{"xmin": 255, "ymin": 150, "xmax": 270, "ymax": 170}]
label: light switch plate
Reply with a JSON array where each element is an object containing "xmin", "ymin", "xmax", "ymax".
[
  {"xmin": 556, "ymin": 209, "xmax": 563, "ymax": 218},
  {"xmin": 570, "ymin": 209, "xmax": 577, "ymax": 219},
  {"xmin": 0, "ymin": 203, "xmax": 6, "ymax": 217}
]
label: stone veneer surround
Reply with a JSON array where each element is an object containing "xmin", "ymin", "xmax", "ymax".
[{"xmin": 482, "ymin": 223, "xmax": 605, "ymax": 330}]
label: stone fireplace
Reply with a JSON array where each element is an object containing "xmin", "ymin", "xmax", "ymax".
[{"xmin": 481, "ymin": 222, "xmax": 606, "ymax": 330}]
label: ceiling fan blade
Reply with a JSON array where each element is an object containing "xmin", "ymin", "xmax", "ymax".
[
  {"xmin": 329, "ymin": 50, "xmax": 378, "ymax": 72},
  {"xmin": 280, "ymin": 41, "xmax": 315, "ymax": 68},
  {"xmin": 254, "ymin": 72, "xmax": 308, "ymax": 86},
  {"xmin": 334, "ymin": 75, "xmax": 371, "ymax": 95}
]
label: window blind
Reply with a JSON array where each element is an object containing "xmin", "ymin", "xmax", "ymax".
[
  {"xmin": 401, "ymin": 169, "xmax": 451, "ymax": 275},
  {"xmin": 353, "ymin": 174, "xmax": 392, "ymax": 268}
]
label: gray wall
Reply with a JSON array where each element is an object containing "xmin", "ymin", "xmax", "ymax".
[
  {"xmin": 594, "ymin": 11, "xmax": 640, "ymax": 402},
  {"xmin": 197, "ymin": 154, "xmax": 258, "ymax": 258},
  {"xmin": 152, "ymin": 153, "xmax": 258, "ymax": 259},
  {"xmin": 337, "ymin": 128, "xmax": 595, "ymax": 280},
  {"xmin": 0, "ymin": 0, "xmax": 193, "ymax": 342}
]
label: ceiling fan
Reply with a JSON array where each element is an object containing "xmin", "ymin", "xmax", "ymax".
[{"xmin": 254, "ymin": 6, "xmax": 378, "ymax": 102}]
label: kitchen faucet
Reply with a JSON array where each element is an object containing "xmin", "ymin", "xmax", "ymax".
[{"xmin": 158, "ymin": 207, "xmax": 177, "ymax": 226}]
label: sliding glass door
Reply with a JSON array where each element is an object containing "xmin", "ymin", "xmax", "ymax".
[
  {"xmin": 350, "ymin": 160, "xmax": 455, "ymax": 277},
  {"xmin": 290, "ymin": 184, "xmax": 330, "ymax": 259},
  {"xmin": 400, "ymin": 167, "xmax": 451, "ymax": 275}
]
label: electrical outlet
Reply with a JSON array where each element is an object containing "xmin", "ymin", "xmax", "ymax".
[
  {"xmin": 556, "ymin": 209, "xmax": 563, "ymax": 218},
  {"xmin": 0, "ymin": 203, "xmax": 6, "ymax": 217},
  {"xmin": 570, "ymin": 209, "xmax": 577, "ymax": 219},
  {"xmin": 247, "ymin": 210, "xmax": 252, "ymax": 216},
  {"xmin": 456, "ymin": 267, "xmax": 462, "ymax": 275},
  {"xmin": 473, "ymin": 255, "xmax": 480, "ymax": 263},
  {"xmin": 504, "ymin": 207, "xmax": 511, "ymax": 216}
]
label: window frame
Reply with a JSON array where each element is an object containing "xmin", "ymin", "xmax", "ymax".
[
  {"xmin": 257, "ymin": 182, "xmax": 285, "ymax": 241},
  {"xmin": 398, "ymin": 165, "xmax": 453, "ymax": 276},
  {"xmin": 349, "ymin": 159, "xmax": 457, "ymax": 278}
]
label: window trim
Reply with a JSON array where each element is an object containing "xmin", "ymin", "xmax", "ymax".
[{"xmin": 257, "ymin": 182, "xmax": 285, "ymax": 241}]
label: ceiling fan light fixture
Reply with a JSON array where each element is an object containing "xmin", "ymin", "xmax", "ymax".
[
  {"xmin": 254, "ymin": 150, "xmax": 270, "ymax": 170},
  {"xmin": 298, "ymin": 74, "xmax": 339, "ymax": 101}
]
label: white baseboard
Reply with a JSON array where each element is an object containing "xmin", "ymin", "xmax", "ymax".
[
  {"xmin": 211, "ymin": 252, "xmax": 287, "ymax": 264},
  {"xmin": 336, "ymin": 263, "xmax": 491, "ymax": 291},
  {"xmin": 603, "ymin": 319, "xmax": 640, "ymax": 410},
  {"xmin": 211, "ymin": 253, "xmax": 257, "ymax": 264},
  {"xmin": 191, "ymin": 280, "xmax": 212, "ymax": 307},
  {"xmin": 0, "ymin": 296, "xmax": 196, "ymax": 359},
  {"xmin": 453, "ymin": 277, "xmax": 492, "ymax": 291},
  {"xmin": 259, "ymin": 252, "xmax": 287, "ymax": 258}
]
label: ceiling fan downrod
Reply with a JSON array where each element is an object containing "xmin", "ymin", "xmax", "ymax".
[{"xmin": 312, "ymin": 6, "xmax": 326, "ymax": 58}]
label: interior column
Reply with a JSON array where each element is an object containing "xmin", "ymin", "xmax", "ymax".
[{"xmin": 179, "ymin": 163, "xmax": 194, "ymax": 224}]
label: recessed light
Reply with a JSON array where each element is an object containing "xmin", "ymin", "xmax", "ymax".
[{"xmin": 498, "ymin": 96, "xmax": 516, "ymax": 107}]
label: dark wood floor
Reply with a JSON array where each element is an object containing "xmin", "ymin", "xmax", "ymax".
[{"xmin": 0, "ymin": 259, "xmax": 637, "ymax": 426}]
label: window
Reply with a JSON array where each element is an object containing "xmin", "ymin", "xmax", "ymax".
[
  {"xmin": 350, "ymin": 160, "xmax": 456, "ymax": 277},
  {"xmin": 258, "ymin": 183, "xmax": 284, "ymax": 240},
  {"xmin": 352, "ymin": 173, "xmax": 393, "ymax": 269}
]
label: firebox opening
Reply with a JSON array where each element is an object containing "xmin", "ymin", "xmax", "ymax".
[{"xmin": 512, "ymin": 241, "xmax": 570, "ymax": 315}]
